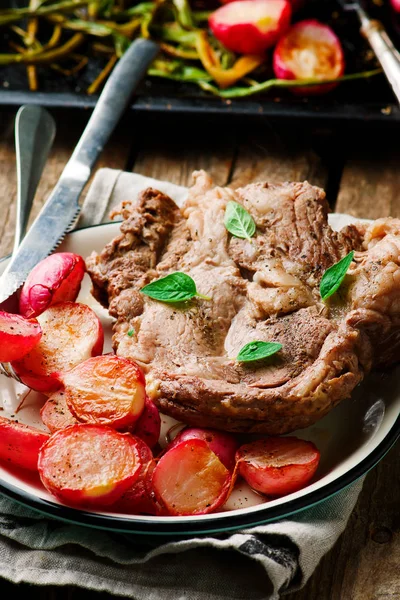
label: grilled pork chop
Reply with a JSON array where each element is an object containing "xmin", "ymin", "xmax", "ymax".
[{"xmin": 86, "ymin": 171, "xmax": 400, "ymax": 434}]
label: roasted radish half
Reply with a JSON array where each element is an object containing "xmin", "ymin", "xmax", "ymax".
[
  {"xmin": 273, "ymin": 20, "xmax": 345, "ymax": 94},
  {"xmin": 167, "ymin": 427, "xmax": 239, "ymax": 472},
  {"xmin": 63, "ymin": 355, "xmax": 146, "ymax": 430},
  {"xmin": 114, "ymin": 436, "xmax": 157, "ymax": 514},
  {"xmin": 38, "ymin": 424, "xmax": 142, "ymax": 507},
  {"xmin": 0, "ymin": 311, "xmax": 42, "ymax": 362},
  {"xmin": 152, "ymin": 438, "xmax": 232, "ymax": 516},
  {"xmin": 0, "ymin": 416, "xmax": 49, "ymax": 471},
  {"xmin": 236, "ymin": 436, "xmax": 320, "ymax": 497},
  {"xmin": 19, "ymin": 252, "xmax": 86, "ymax": 318},
  {"xmin": 40, "ymin": 391, "xmax": 79, "ymax": 433},
  {"xmin": 12, "ymin": 302, "xmax": 104, "ymax": 393},
  {"xmin": 133, "ymin": 397, "xmax": 161, "ymax": 449},
  {"xmin": 209, "ymin": 0, "xmax": 291, "ymax": 55}
]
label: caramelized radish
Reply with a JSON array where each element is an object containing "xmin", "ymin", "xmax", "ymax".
[
  {"xmin": 114, "ymin": 436, "xmax": 157, "ymax": 514},
  {"xmin": 19, "ymin": 253, "xmax": 86, "ymax": 318},
  {"xmin": 167, "ymin": 427, "xmax": 239, "ymax": 472},
  {"xmin": 40, "ymin": 391, "xmax": 79, "ymax": 433},
  {"xmin": 152, "ymin": 439, "xmax": 232, "ymax": 516},
  {"xmin": 273, "ymin": 20, "xmax": 345, "ymax": 94},
  {"xmin": 209, "ymin": 0, "xmax": 291, "ymax": 55},
  {"xmin": 38, "ymin": 424, "xmax": 142, "ymax": 507},
  {"xmin": 0, "ymin": 311, "xmax": 42, "ymax": 362},
  {"xmin": 0, "ymin": 416, "xmax": 49, "ymax": 471},
  {"xmin": 133, "ymin": 397, "xmax": 161, "ymax": 449},
  {"xmin": 236, "ymin": 437, "xmax": 320, "ymax": 497},
  {"xmin": 12, "ymin": 302, "xmax": 104, "ymax": 393},
  {"xmin": 63, "ymin": 355, "xmax": 146, "ymax": 430}
]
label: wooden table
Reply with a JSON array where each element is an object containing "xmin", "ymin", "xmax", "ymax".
[{"xmin": 0, "ymin": 107, "xmax": 399, "ymax": 600}]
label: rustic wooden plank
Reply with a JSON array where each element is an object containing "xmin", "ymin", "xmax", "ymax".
[
  {"xmin": 132, "ymin": 117, "xmax": 235, "ymax": 187},
  {"xmin": 0, "ymin": 110, "xmax": 132, "ymax": 258},
  {"xmin": 336, "ymin": 148, "xmax": 400, "ymax": 219},
  {"xmin": 229, "ymin": 124, "xmax": 329, "ymax": 193},
  {"xmin": 285, "ymin": 442, "xmax": 399, "ymax": 600}
]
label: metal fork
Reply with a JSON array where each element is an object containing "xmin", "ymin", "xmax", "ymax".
[
  {"xmin": 0, "ymin": 106, "xmax": 56, "ymax": 382},
  {"xmin": 339, "ymin": 0, "xmax": 400, "ymax": 104}
]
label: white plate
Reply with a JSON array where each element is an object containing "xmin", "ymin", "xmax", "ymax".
[{"xmin": 0, "ymin": 222, "xmax": 399, "ymax": 536}]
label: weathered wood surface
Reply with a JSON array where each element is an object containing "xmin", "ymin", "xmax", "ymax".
[{"xmin": 0, "ymin": 110, "xmax": 399, "ymax": 600}]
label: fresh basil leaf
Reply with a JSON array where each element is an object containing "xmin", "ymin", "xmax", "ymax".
[
  {"xmin": 127, "ymin": 329, "xmax": 134, "ymax": 337},
  {"xmin": 320, "ymin": 251, "xmax": 354, "ymax": 301},
  {"xmin": 224, "ymin": 201, "xmax": 256, "ymax": 241},
  {"xmin": 141, "ymin": 272, "xmax": 210, "ymax": 303},
  {"xmin": 237, "ymin": 341, "xmax": 282, "ymax": 363}
]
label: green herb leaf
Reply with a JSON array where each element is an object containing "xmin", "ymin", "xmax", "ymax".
[
  {"xmin": 141, "ymin": 272, "xmax": 210, "ymax": 303},
  {"xmin": 127, "ymin": 329, "xmax": 134, "ymax": 337},
  {"xmin": 236, "ymin": 341, "xmax": 282, "ymax": 363},
  {"xmin": 320, "ymin": 251, "xmax": 354, "ymax": 301},
  {"xmin": 224, "ymin": 201, "xmax": 256, "ymax": 241}
]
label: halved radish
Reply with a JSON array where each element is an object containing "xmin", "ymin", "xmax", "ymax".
[
  {"xmin": 152, "ymin": 438, "xmax": 232, "ymax": 516},
  {"xmin": 12, "ymin": 302, "xmax": 104, "ymax": 393},
  {"xmin": 19, "ymin": 253, "xmax": 86, "ymax": 318},
  {"xmin": 114, "ymin": 436, "xmax": 157, "ymax": 514},
  {"xmin": 62, "ymin": 355, "xmax": 146, "ymax": 430},
  {"xmin": 273, "ymin": 20, "xmax": 345, "ymax": 94},
  {"xmin": 40, "ymin": 391, "xmax": 79, "ymax": 433},
  {"xmin": 133, "ymin": 397, "xmax": 161, "ymax": 449},
  {"xmin": 38, "ymin": 424, "xmax": 142, "ymax": 507},
  {"xmin": 236, "ymin": 436, "xmax": 320, "ymax": 497},
  {"xmin": 0, "ymin": 416, "xmax": 49, "ymax": 471},
  {"xmin": 209, "ymin": 0, "xmax": 291, "ymax": 55},
  {"xmin": 167, "ymin": 427, "xmax": 239, "ymax": 472},
  {"xmin": 0, "ymin": 311, "xmax": 42, "ymax": 362}
]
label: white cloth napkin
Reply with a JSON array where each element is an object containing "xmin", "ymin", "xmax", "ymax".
[{"xmin": 0, "ymin": 169, "xmax": 365, "ymax": 600}]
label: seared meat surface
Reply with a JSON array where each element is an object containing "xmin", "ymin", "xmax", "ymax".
[{"xmin": 87, "ymin": 172, "xmax": 400, "ymax": 434}]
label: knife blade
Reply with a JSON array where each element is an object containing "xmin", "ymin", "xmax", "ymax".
[{"xmin": 0, "ymin": 38, "xmax": 159, "ymax": 305}]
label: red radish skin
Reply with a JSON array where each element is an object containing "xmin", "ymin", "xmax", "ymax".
[
  {"xmin": 152, "ymin": 438, "xmax": 232, "ymax": 516},
  {"xmin": 236, "ymin": 437, "xmax": 320, "ymax": 497},
  {"xmin": 0, "ymin": 416, "xmax": 49, "ymax": 471},
  {"xmin": 391, "ymin": 0, "xmax": 400, "ymax": 12},
  {"xmin": 114, "ymin": 436, "xmax": 157, "ymax": 514},
  {"xmin": 133, "ymin": 397, "xmax": 161, "ymax": 449},
  {"xmin": 221, "ymin": 0, "xmax": 304, "ymax": 9},
  {"xmin": 19, "ymin": 253, "xmax": 86, "ymax": 318},
  {"xmin": 273, "ymin": 19, "xmax": 345, "ymax": 95},
  {"xmin": 12, "ymin": 302, "xmax": 104, "ymax": 393},
  {"xmin": 167, "ymin": 427, "xmax": 239, "ymax": 472},
  {"xmin": 63, "ymin": 355, "xmax": 146, "ymax": 430},
  {"xmin": 40, "ymin": 391, "xmax": 79, "ymax": 433},
  {"xmin": 209, "ymin": 0, "xmax": 291, "ymax": 55},
  {"xmin": 0, "ymin": 311, "xmax": 42, "ymax": 362},
  {"xmin": 38, "ymin": 424, "xmax": 142, "ymax": 507}
]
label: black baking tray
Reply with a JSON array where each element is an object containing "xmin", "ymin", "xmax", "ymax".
[{"xmin": 1, "ymin": 0, "xmax": 400, "ymax": 122}]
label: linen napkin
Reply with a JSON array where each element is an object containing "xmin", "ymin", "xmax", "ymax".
[{"xmin": 0, "ymin": 168, "xmax": 366, "ymax": 600}]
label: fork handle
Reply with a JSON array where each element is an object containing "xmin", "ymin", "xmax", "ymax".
[{"xmin": 360, "ymin": 17, "xmax": 400, "ymax": 105}]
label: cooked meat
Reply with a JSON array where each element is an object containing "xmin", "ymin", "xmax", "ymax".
[{"xmin": 86, "ymin": 171, "xmax": 400, "ymax": 434}]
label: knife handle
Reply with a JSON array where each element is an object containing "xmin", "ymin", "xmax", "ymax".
[
  {"xmin": 66, "ymin": 38, "xmax": 159, "ymax": 184},
  {"xmin": 359, "ymin": 16, "xmax": 400, "ymax": 105}
]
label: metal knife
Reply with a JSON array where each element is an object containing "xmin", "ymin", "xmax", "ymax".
[{"xmin": 0, "ymin": 38, "xmax": 159, "ymax": 305}]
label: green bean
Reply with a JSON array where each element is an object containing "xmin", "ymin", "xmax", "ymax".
[
  {"xmin": 0, "ymin": 0, "xmax": 91, "ymax": 26},
  {"xmin": 197, "ymin": 69, "xmax": 383, "ymax": 98}
]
